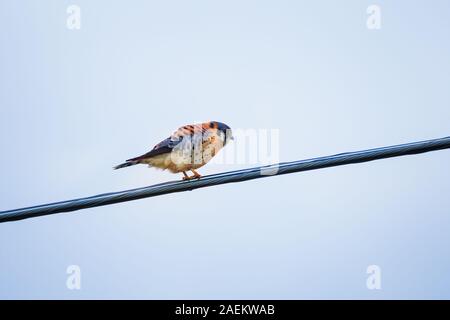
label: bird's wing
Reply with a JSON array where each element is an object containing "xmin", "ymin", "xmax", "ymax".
[
  {"xmin": 125, "ymin": 123, "xmax": 210, "ymax": 162},
  {"xmin": 126, "ymin": 136, "xmax": 183, "ymax": 162}
]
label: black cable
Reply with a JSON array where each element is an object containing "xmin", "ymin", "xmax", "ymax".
[{"xmin": 1, "ymin": 136, "xmax": 449, "ymax": 223}]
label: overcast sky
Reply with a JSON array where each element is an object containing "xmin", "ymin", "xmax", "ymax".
[{"xmin": 1, "ymin": 0, "xmax": 449, "ymax": 298}]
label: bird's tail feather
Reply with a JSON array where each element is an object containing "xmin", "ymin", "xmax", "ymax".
[{"xmin": 113, "ymin": 160, "xmax": 139, "ymax": 170}]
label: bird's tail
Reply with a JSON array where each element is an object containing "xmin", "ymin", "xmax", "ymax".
[{"xmin": 113, "ymin": 160, "xmax": 139, "ymax": 170}]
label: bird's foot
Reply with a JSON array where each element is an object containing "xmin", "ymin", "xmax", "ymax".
[
  {"xmin": 191, "ymin": 170, "xmax": 202, "ymax": 180},
  {"xmin": 182, "ymin": 171, "xmax": 202, "ymax": 180},
  {"xmin": 182, "ymin": 174, "xmax": 202, "ymax": 181}
]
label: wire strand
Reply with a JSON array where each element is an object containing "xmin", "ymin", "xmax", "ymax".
[{"xmin": 1, "ymin": 136, "xmax": 449, "ymax": 223}]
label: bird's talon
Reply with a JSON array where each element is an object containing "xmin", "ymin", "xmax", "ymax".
[
  {"xmin": 190, "ymin": 169, "xmax": 202, "ymax": 180},
  {"xmin": 182, "ymin": 174, "xmax": 201, "ymax": 181}
]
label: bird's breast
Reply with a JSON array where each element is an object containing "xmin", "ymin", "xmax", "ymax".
[{"xmin": 166, "ymin": 132, "xmax": 224, "ymax": 172}]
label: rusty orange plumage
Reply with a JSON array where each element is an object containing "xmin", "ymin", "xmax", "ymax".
[{"xmin": 114, "ymin": 121, "xmax": 233, "ymax": 180}]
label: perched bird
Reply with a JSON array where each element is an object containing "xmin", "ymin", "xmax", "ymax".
[{"xmin": 114, "ymin": 121, "xmax": 233, "ymax": 180}]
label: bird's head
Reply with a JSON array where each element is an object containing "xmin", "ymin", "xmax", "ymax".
[{"xmin": 211, "ymin": 121, "xmax": 233, "ymax": 145}]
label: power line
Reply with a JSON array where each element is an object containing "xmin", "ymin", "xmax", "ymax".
[{"xmin": 1, "ymin": 136, "xmax": 449, "ymax": 223}]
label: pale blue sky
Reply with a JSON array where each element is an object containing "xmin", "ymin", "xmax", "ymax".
[{"xmin": 1, "ymin": 0, "xmax": 449, "ymax": 299}]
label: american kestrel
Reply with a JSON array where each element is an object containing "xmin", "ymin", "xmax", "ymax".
[{"xmin": 114, "ymin": 121, "xmax": 233, "ymax": 180}]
